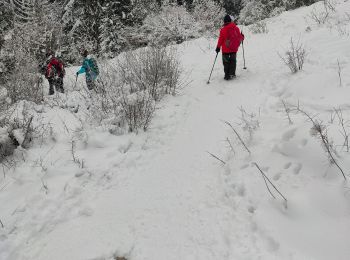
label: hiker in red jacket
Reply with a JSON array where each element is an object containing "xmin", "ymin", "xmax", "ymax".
[
  {"xmin": 45, "ymin": 50, "xmax": 65, "ymax": 95},
  {"xmin": 216, "ymin": 15, "xmax": 244, "ymax": 80}
]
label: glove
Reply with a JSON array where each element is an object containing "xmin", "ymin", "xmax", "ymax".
[
  {"xmin": 76, "ymin": 72, "xmax": 79, "ymax": 77},
  {"xmin": 215, "ymin": 47, "xmax": 220, "ymax": 53}
]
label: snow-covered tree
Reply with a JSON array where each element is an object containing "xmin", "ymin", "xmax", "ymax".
[
  {"xmin": 62, "ymin": 0, "xmax": 104, "ymax": 56},
  {"xmin": 222, "ymin": 0, "xmax": 244, "ymax": 17},
  {"xmin": 99, "ymin": 0, "xmax": 133, "ymax": 57},
  {"xmin": 142, "ymin": 3, "xmax": 200, "ymax": 45},
  {"xmin": 192, "ymin": 0, "xmax": 225, "ymax": 32}
]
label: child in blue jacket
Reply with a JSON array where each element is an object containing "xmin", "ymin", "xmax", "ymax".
[{"xmin": 76, "ymin": 50, "xmax": 99, "ymax": 90}]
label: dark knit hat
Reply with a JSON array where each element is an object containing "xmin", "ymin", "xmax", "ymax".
[
  {"xmin": 81, "ymin": 49, "xmax": 88, "ymax": 57},
  {"xmin": 224, "ymin": 15, "xmax": 232, "ymax": 24}
]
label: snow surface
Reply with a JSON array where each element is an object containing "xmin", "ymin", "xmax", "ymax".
[{"xmin": 1, "ymin": 1, "xmax": 350, "ymax": 259}]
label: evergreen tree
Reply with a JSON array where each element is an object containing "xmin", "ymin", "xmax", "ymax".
[
  {"xmin": 100, "ymin": 1, "xmax": 125, "ymax": 57},
  {"xmin": 0, "ymin": 0, "xmax": 14, "ymax": 49},
  {"xmin": 62, "ymin": 0, "xmax": 104, "ymax": 56},
  {"xmin": 222, "ymin": 0, "xmax": 243, "ymax": 17}
]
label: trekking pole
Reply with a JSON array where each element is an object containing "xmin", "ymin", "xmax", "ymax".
[
  {"xmin": 207, "ymin": 53, "xmax": 218, "ymax": 84},
  {"xmin": 241, "ymin": 38, "xmax": 247, "ymax": 70},
  {"xmin": 74, "ymin": 74, "xmax": 78, "ymax": 89}
]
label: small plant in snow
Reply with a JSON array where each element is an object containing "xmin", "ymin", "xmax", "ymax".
[
  {"xmin": 238, "ymin": 106, "xmax": 260, "ymax": 142},
  {"xmin": 279, "ymin": 38, "xmax": 307, "ymax": 73}
]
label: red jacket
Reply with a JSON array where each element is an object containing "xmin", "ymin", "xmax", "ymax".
[
  {"xmin": 46, "ymin": 57, "xmax": 64, "ymax": 78},
  {"xmin": 217, "ymin": 22, "xmax": 244, "ymax": 53}
]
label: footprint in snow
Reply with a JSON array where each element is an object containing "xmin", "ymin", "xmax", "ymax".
[
  {"xmin": 240, "ymin": 164, "xmax": 249, "ymax": 169},
  {"xmin": 300, "ymin": 138, "xmax": 308, "ymax": 147},
  {"xmin": 266, "ymin": 237, "xmax": 280, "ymax": 252},
  {"xmin": 282, "ymin": 128, "xmax": 297, "ymax": 142},
  {"xmin": 78, "ymin": 207, "xmax": 94, "ymax": 217},
  {"xmin": 284, "ymin": 162, "xmax": 292, "ymax": 169},
  {"xmin": 248, "ymin": 205, "xmax": 256, "ymax": 214},
  {"xmin": 293, "ymin": 163, "xmax": 303, "ymax": 175},
  {"xmin": 273, "ymin": 172, "xmax": 282, "ymax": 181}
]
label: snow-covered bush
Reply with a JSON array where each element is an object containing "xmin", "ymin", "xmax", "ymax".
[
  {"xmin": 1, "ymin": 29, "xmax": 44, "ymax": 104},
  {"xmin": 240, "ymin": 0, "xmax": 277, "ymax": 24},
  {"xmin": 0, "ymin": 100, "xmax": 44, "ymax": 163},
  {"xmin": 279, "ymin": 38, "xmax": 307, "ymax": 73},
  {"xmin": 142, "ymin": 4, "xmax": 201, "ymax": 46},
  {"xmin": 308, "ymin": 0, "xmax": 335, "ymax": 25},
  {"xmin": 119, "ymin": 47, "xmax": 181, "ymax": 101},
  {"xmin": 192, "ymin": 0, "xmax": 225, "ymax": 33},
  {"xmin": 90, "ymin": 46, "xmax": 182, "ymax": 133},
  {"xmin": 249, "ymin": 21, "xmax": 269, "ymax": 34},
  {"xmin": 240, "ymin": 0, "xmax": 319, "ymax": 24}
]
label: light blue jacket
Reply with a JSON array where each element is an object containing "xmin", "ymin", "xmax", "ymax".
[{"xmin": 77, "ymin": 56, "xmax": 98, "ymax": 81}]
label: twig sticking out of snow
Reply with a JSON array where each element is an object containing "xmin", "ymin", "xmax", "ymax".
[
  {"xmin": 0, "ymin": 218, "xmax": 3, "ymax": 228},
  {"xmin": 334, "ymin": 107, "xmax": 349, "ymax": 152},
  {"xmin": 226, "ymin": 137, "xmax": 235, "ymax": 155},
  {"xmin": 223, "ymin": 120, "xmax": 251, "ymax": 155},
  {"xmin": 21, "ymin": 116, "xmax": 33, "ymax": 148},
  {"xmin": 281, "ymin": 100, "xmax": 293, "ymax": 125},
  {"xmin": 337, "ymin": 59, "xmax": 342, "ymax": 87},
  {"xmin": 297, "ymin": 108, "xmax": 347, "ymax": 180},
  {"xmin": 207, "ymin": 151, "xmax": 226, "ymax": 165},
  {"xmin": 253, "ymin": 162, "xmax": 288, "ymax": 208}
]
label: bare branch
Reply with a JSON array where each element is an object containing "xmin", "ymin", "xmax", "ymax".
[
  {"xmin": 223, "ymin": 120, "xmax": 251, "ymax": 155},
  {"xmin": 226, "ymin": 137, "xmax": 235, "ymax": 155},
  {"xmin": 253, "ymin": 162, "xmax": 288, "ymax": 208},
  {"xmin": 207, "ymin": 151, "xmax": 226, "ymax": 165},
  {"xmin": 281, "ymin": 100, "xmax": 293, "ymax": 125},
  {"xmin": 337, "ymin": 59, "xmax": 342, "ymax": 87},
  {"xmin": 298, "ymin": 107, "xmax": 347, "ymax": 180}
]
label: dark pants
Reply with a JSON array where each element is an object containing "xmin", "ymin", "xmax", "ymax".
[
  {"xmin": 48, "ymin": 77, "xmax": 64, "ymax": 95},
  {"xmin": 222, "ymin": 52, "xmax": 237, "ymax": 79},
  {"xmin": 86, "ymin": 77, "xmax": 95, "ymax": 90}
]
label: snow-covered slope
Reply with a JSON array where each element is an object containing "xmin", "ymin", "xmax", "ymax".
[{"xmin": 1, "ymin": 1, "xmax": 350, "ymax": 259}]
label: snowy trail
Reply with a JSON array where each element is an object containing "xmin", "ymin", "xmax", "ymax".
[
  {"xmin": 18, "ymin": 39, "xmax": 269, "ymax": 260},
  {"xmin": 2, "ymin": 1, "xmax": 350, "ymax": 259}
]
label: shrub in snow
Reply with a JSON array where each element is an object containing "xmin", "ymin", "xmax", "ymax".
[
  {"xmin": 249, "ymin": 21, "xmax": 269, "ymax": 34},
  {"xmin": 142, "ymin": 4, "xmax": 201, "ymax": 46},
  {"xmin": 90, "ymin": 46, "xmax": 182, "ymax": 133},
  {"xmin": 191, "ymin": 0, "xmax": 225, "ymax": 33},
  {"xmin": 279, "ymin": 38, "xmax": 307, "ymax": 73},
  {"xmin": 118, "ymin": 47, "xmax": 181, "ymax": 101},
  {"xmin": 0, "ymin": 100, "xmax": 42, "ymax": 163},
  {"xmin": 240, "ymin": 0, "xmax": 319, "ymax": 24}
]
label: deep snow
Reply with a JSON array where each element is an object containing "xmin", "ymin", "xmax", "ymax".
[{"xmin": 1, "ymin": 1, "xmax": 350, "ymax": 259}]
